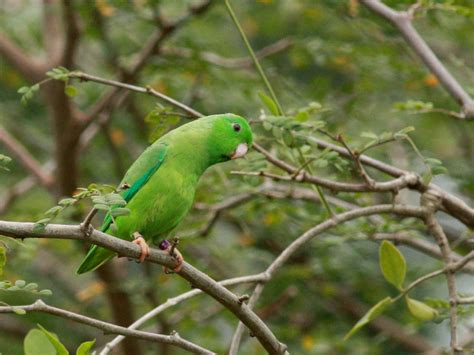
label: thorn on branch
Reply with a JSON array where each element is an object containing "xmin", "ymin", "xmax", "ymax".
[
  {"xmin": 80, "ymin": 208, "xmax": 98, "ymax": 237},
  {"xmin": 238, "ymin": 294, "xmax": 250, "ymax": 305}
]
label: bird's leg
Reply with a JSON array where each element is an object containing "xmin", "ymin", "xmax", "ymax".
[
  {"xmin": 159, "ymin": 238, "xmax": 184, "ymax": 274},
  {"xmin": 132, "ymin": 232, "xmax": 150, "ymax": 263}
]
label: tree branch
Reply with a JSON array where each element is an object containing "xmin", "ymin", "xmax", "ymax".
[
  {"xmin": 81, "ymin": 0, "xmax": 212, "ymax": 130},
  {"xmin": 0, "ymin": 221, "xmax": 287, "ymax": 354},
  {"xmin": 306, "ymin": 137, "xmax": 474, "ymax": 229},
  {"xmin": 42, "ymin": 0, "xmax": 62, "ymax": 64},
  {"xmin": 161, "ymin": 37, "xmax": 293, "ymax": 69},
  {"xmin": 71, "ymin": 72, "xmax": 203, "ymax": 119},
  {"xmin": 0, "ymin": 33, "xmax": 45, "ymax": 83},
  {"xmin": 226, "ymin": 203, "xmax": 427, "ymax": 352},
  {"xmin": 0, "ymin": 299, "xmax": 214, "ymax": 355},
  {"xmin": 100, "ymin": 273, "xmax": 268, "ymax": 354},
  {"xmin": 0, "ymin": 126, "xmax": 54, "ymax": 187},
  {"xmin": 61, "ymin": 0, "xmax": 81, "ymax": 67},
  {"xmin": 360, "ymin": 0, "xmax": 474, "ymax": 119}
]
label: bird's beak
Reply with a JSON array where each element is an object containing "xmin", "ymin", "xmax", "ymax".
[{"xmin": 231, "ymin": 143, "xmax": 248, "ymax": 159}]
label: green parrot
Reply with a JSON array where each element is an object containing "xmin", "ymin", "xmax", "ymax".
[{"xmin": 76, "ymin": 113, "xmax": 253, "ymax": 274}]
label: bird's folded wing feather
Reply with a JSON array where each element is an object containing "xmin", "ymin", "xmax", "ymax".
[{"xmin": 100, "ymin": 142, "xmax": 168, "ymax": 232}]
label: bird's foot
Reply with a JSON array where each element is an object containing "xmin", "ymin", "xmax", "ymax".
[
  {"xmin": 132, "ymin": 232, "xmax": 150, "ymax": 263},
  {"xmin": 159, "ymin": 238, "xmax": 184, "ymax": 274}
]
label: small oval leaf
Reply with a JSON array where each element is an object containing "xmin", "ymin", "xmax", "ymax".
[
  {"xmin": 76, "ymin": 339, "xmax": 96, "ymax": 355},
  {"xmin": 344, "ymin": 297, "xmax": 393, "ymax": 341},
  {"xmin": 24, "ymin": 329, "xmax": 56, "ymax": 355},
  {"xmin": 37, "ymin": 324, "xmax": 69, "ymax": 355},
  {"xmin": 406, "ymin": 297, "xmax": 438, "ymax": 321},
  {"xmin": 379, "ymin": 241, "xmax": 406, "ymax": 290}
]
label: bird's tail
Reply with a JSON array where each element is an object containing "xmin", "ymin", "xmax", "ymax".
[{"xmin": 76, "ymin": 245, "xmax": 115, "ymax": 274}]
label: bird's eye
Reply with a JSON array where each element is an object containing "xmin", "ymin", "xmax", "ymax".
[{"xmin": 232, "ymin": 123, "xmax": 241, "ymax": 132}]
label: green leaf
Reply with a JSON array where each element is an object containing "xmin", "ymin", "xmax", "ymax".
[
  {"xmin": 13, "ymin": 307, "xmax": 26, "ymax": 315},
  {"xmin": 15, "ymin": 280, "xmax": 26, "ymax": 287},
  {"xmin": 295, "ymin": 111, "xmax": 309, "ymax": 122},
  {"xmin": 344, "ymin": 297, "xmax": 393, "ymax": 340},
  {"xmin": 37, "ymin": 324, "xmax": 69, "ymax": 355},
  {"xmin": 258, "ymin": 91, "xmax": 279, "ymax": 115},
  {"xmin": 93, "ymin": 204, "xmax": 110, "ymax": 211},
  {"xmin": 379, "ymin": 132, "xmax": 393, "ymax": 141},
  {"xmin": 379, "ymin": 241, "xmax": 406, "ymax": 290},
  {"xmin": 24, "ymin": 329, "xmax": 56, "ymax": 355},
  {"xmin": 424, "ymin": 158, "xmax": 442, "ymax": 165},
  {"xmin": 105, "ymin": 193, "xmax": 127, "ymax": 206},
  {"xmin": 360, "ymin": 132, "xmax": 378, "ymax": 140},
  {"xmin": 431, "ymin": 165, "xmax": 447, "ymax": 175},
  {"xmin": 33, "ymin": 223, "xmax": 47, "ymax": 232},
  {"xmin": 0, "ymin": 153, "xmax": 12, "ymax": 167},
  {"xmin": 39, "ymin": 289, "xmax": 53, "ymax": 296},
  {"xmin": 0, "ymin": 246, "xmax": 6, "ymax": 276},
  {"xmin": 58, "ymin": 198, "xmax": 76, "ymax": 206},
  {"xmin": 406, "ymin": 297, "xmax": 438, "ymax": 321},
  {"xmin": 262, "ymin": 121, "xmax": 272, "ymax": 131},
  {"xmin": 17, "ymin": 86, "xmax": 30, "ymax": 94},
  {"xmin": 45, "ymin": 206, "xmax": 63, "ymax": 217},
  {"xmin": 272, "ymin": 126, "xmax": 282, "ymax": 139},
  {"xmin": 76, "ymin": 339, "xmax": 96, "ymax": 355},
  {"xmin": 398, "ymin": 126, "xmax": 415, "ymax": 134},
  {"xmin": 64, "ymin": 85, "xmax": 77, "ymax": 97},
  {"xmin": 91, "ymin": 196, "xmax": 106, "ymax": 205},
  {"xmin": 24, "ymin": 282, "xmax": 39, "ymax": 292},
  {"xmin": 46, "ymin": 66, "xmax": 70, "ymax": 81},
  {"xmin": 110, "ymin": 208, "xmax": 130, "ymax": 217},
  {"xmin": 422, "ymin": 171, "xmax": 432, "ymax": 185}
]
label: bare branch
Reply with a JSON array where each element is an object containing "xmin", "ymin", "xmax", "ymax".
[
  {"xmin": 82, "ymin": 0, "xmax": 212, "ymax": 130},
  {"xmin": 0, "ymin": 126, "xmax": 54, "ymax": 187},
  {"xmin": 229, "ymin": 283, "xmax": 265, "ymax": 355},
  {"xmin": 0, "ymin": 299, "xmax": 214, "ymax": 354},
  {"xmin": 61, "ymin": 0, "xmax": 81, "ymax": 67},
  {"xmin": 252, "ymin": 143, "xmax": 419, "ymax": 192},
  {"xmin": 306, "ymin": 137, "xmax": 474, "ymax": 229},
  {"xmin": 226, "ymin": 203, "xmax": 427, "ymax": 352},
  {"xmin": 101, "ymin": 273, "xmax": 268, "ymax": 354},
  {"xmin": 0, "ymin": 33, "xmax": 45, "ymax": 83},
  {"xmin": 422, "ymin": 189, "xmax": 462, "ymax": 353},
  {"xmin": 71, "ymin": 72, "xmax": 203, "ymax": 119},
  {"xmin": 361, "ymin": 0, "xmax": 474, "ymax": 119},
  {"xmin": 42, "ymin": 0, "xmax": 62, "ymax": 64},
  {"xmin": 162, "ymin": 37, "xmax": 293, "ymax": 69}
]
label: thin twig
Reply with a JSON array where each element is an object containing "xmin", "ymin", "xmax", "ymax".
[
  {"xmin": 100, "ymin": 273, "xmax": 268, "ymax": 354},
  {"xmin": 70, "ymin": 72, "xmax": 203, "ymax": 118}
]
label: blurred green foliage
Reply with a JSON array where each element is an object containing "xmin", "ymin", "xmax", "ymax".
[{"xmin": 1, "ymin": 0, "xmax": 473, "ymax": 354}]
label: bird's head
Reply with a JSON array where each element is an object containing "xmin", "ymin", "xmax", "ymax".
[{"xmin": 206, "ymin": 113, "xmax": 253, "ymax": 164}]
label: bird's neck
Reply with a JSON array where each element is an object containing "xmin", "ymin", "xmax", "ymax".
[{"xmin": 168, "ymin": 141, "xmax": 215, "ymax": 179}]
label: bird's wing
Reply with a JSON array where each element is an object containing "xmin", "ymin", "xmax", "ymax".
[
  {"xmin": 100, "ymin": 143, "xmax": 168, "ymax": 232},
  {"xmin": 76, "ymin": 143, "xmax": 168, "ymax": 275}
]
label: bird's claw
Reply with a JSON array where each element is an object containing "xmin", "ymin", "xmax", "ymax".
[
  {"xmin": 132, "ymin": 232, "xmax": 150, "ymax": 263},
  {"xmin": 159, "ymin": 238, "xmax": 184, "ymax": 273}
]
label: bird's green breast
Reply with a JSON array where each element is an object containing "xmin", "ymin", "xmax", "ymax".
[{"xmin": 111, "ymin": 159, "xmax": 199, "ymax": 243}]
